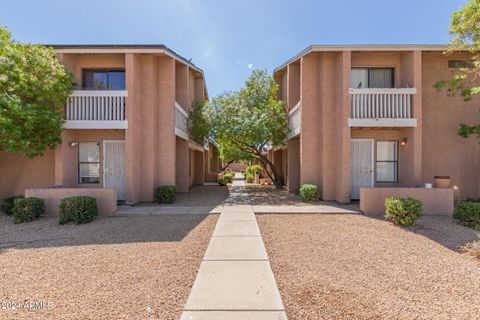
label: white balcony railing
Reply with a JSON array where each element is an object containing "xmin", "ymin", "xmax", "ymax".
[
  {"xmin": 288, "ymin": 101, "xmax": 301, "ymax": 138},
  {"xmin": 348, "ymin": 88, "xmax": 417, "ymax": 127},
  {"xmin": 64, "ymin": 90, "xmax": 128, "ymax": 129},
  {"xmin": 175, "ymin": 102, "xmax": 189, "ymax": 140}
]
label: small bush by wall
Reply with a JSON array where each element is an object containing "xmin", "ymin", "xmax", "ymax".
[
  {"xmin": 246, "ymin": 165, "xmax": 263, "ymax": 176},
  {"xmin": 59, "ymin": 196, "xmax": 98, "ymax": 225},
  {"xmin": 0, "ymin": 195, "xmax": 24, "ymax": 216},
  {"xmin": 218, "ymin": 178, "xmax": 226, "ymax": 186},
  {"xmin": 154, "ymin": 185, "xmax": 176, "ymax": 203},
  {"xmin": 454, "ymin": 201, "xmax": 480, "ymax": 229},
  {"xmin": 223, "ymin": 172, "xmax": 234, "ymax": 184},
  {"xmin": 12, "ymin": 197, "xmax": 45, "ymax": 224},
  {"xmin": 246, "ymin": 173, "xmax": 254, "ymax": 183},
  {"xmin": 299, "ymin": 184, "xmax": 319, "ymax": 201},
  {"xmin": 384, "ymin": 197, "xmax": 423, "ymax": 226}
]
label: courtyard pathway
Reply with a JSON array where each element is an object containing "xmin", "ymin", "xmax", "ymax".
[{"xmin": 181, "ymin": 178, "xmax": 287, "ymax": 320}]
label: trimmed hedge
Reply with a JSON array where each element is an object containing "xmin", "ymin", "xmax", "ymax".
[
  {"xmin": 155, "ymin": 185, "xmax": 176, "ymax": 203},
  {"xmin": 0, "ymin": 195, "xmax": 24, "ymax": 216},
  {"xmin": 246, "ymin": 165, "xmax": 263, "ymax": 176},
  {"xmin": 384, "ymin": 197, "xmax": 423, "ymax": 226},
  {"xmin": 454, "ymin": 201, "xmax": 480, "ymax": 228},
  {"xmin": 12, "ymin": 197, "xmax": 45, "ymax": 224},
  {"xmin": 223, "ymin": 172, "xmax": 234, "ymax": 184},
  {"xmin": 59, "ymin": 196, "xmax": 98, "ymax": 225},
  {"xmin": 246, "ymin": 173, "xmax": 254, "ymax": 183},
  {"xmin": 299, "ymin": 184, "xmax": 319, "ymax": 201}
]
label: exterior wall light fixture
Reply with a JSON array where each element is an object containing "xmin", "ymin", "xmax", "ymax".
[
  {"xmin": 69, "ymin": 142, "xmax": 78, "ymax": 147},
  {"xmin": 400, "ymin": 138, "xmax": 408, "ymax": 146}
]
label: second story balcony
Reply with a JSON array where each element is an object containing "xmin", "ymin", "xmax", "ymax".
[
  {"xmin": 348, "ymin": 88, "xmax": 417, "ymax": 127},
  {"xmin": 64, "ymin": 90, "xmax": 128, "ymax": 129}
]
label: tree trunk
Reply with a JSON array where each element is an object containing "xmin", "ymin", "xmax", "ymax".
[
  {"xmin": 221, "ymin": 159, "xmax": 236, "ymax": 171},
  {"xmin": 257, "ymin": 153, "xmax": 284, "ymax": 189}
]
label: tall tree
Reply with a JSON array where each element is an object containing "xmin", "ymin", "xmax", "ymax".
[
  {"xmin": 435, "ymin": 0, "xmax": 480, "ymax": 141},
  {"xmin": 207, "ymin": 70, "xmax": 288, "ymax": 188},
  {"xmin": 0, "ymin": 26, "xmax": 74, "ymax": 158}
]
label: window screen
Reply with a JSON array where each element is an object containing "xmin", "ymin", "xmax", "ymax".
[
  {"xmin": 82, "ymin": 69, "xmax": 126, "ymax": 90},
  {"xmin": 376, "ymin": 141, "xmax": 398, "ymax": 183},
  {"xmin": 78, "ymin": 142, "xmax": 100, "ymax": 184},
  {"xmin": 351, "ymin": 68, "xmax": 394, "ymax": 88}
]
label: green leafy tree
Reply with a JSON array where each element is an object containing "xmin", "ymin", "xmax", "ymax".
[
  {"xmin": 0, "ymin": 26, "xmax": 74, "ymax": 158},
  {"xmin": 435, "ymin": 0, "xmax": 480, "ymax": 141},
  {"xmin": 189, "ymin": 100, "xmax": 210, "ymax": 140},
  {"xmin": 207, "ymin": 70, "xmax": 289, "ymax": 188}
]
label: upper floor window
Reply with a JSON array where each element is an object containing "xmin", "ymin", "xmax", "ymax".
[
  {"xmin": 82, "ymin": 69, "xmax": 125, "ymax": 90},
  {"xmin": 448, "ymin": 60, "xmax": 475, "ymax": 68},
  {"xmin": 351, "ymin": 67, "xmax": 394, "ymax": 89}
]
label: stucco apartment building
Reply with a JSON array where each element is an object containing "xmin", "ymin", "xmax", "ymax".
[
  {"xmin": 271, "ymin": 45, "xmax": 480, "ymax": 203},
  {"xmin": 0, "ymin": 45, "xmax": 221, "ymax": 204}
]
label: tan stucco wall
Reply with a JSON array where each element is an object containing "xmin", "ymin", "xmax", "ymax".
[
  {"xmin": 0, "ymin": 150, "xmax": 55, "ymax": 199},
  {"xmin": 276, "ymin": 49, "xmax": 479, "ymax": 201},
  {"xmin": 360, "ymin": 187, "xmax": 454, "ymax": 215},
  {"xmin": 421, "ymin": 52, "xmax": 480, "ymax": 199},
  {"xmin": 26, "ymin": 188, "xmax": 117, "ymax": 215},
  {"xmin": 55, "ymin": 129, "xmax": 125, "ymax": 189}
]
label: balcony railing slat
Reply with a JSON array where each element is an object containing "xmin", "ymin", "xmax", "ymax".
[
  {"xmin": 349, "ymin": 88, "xmax": 415, "ymax": 120},
  {"xmin": 65, "ymin": 90, "xmax": 127, "ymax": 122}
]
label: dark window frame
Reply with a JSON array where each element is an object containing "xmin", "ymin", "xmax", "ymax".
[
  {"xmin": 78, "ymin": 141, "xmax": 101, "ymax": 184},
  {"xmin": 82, "ymin": 68, "xmax": 126, "ymax": 90},
  {"xmin": 448, "ymin": 60, "xmax": 475, "ymax": 68},
  {"xmin": 351, "ymin": 67, "xmax": 396, "ymax": 88},
  {"xmin": 375, "ymin": 140, "xmax": 399, "ymax": 183}
]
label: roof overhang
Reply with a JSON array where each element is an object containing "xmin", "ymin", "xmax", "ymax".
[{"xmin": 274, "ymin": 44, "xmax": 454, "ymax": 74}]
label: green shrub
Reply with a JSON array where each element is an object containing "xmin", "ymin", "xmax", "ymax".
[
  {"xmin": 223, "ymin": 172, "xmax": 234, "ymax": 184},
  {"xmin": 384, "ymin": 197, "xmax": 423, "ymax": 226},
  {"xmin": 154, "ymin": 185, "xmax": 176, "ymax": 203},
  {"xmin": 246, "ymin": 173, "xmax": 254, "ymax": 183},
  {"xmin": 299, "ymin": 184, "xmax": 319, "ymax": 201},
  {"xmin": 1, "ymin": 195, "xmax": 24, "ymax": 216},
  {"xmin": 12, "ymin": 197, "xmax": 44, "ymax": 224},
  {"xmin": 59, "ymin": 196, "xmax": 98, "ymax": 225},
  {"xmin": 454, "ymin": 201, "xmax": 480, "ymax": 228},
  {"xmin": 246, "ymin": 165, "xmax": 263, "ymax": 176}
]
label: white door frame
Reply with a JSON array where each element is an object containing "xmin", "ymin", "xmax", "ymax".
[
  {"xmin": 351, "ymin": 139, "xmax": 375, "ymax": 199},
  {"xmin": 103, "ymin": 140, "xmax": 126, "ymax": 200}
]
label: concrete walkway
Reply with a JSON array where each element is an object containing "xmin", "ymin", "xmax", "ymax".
[{"xmin": 181, "ymin": 180, "xmax": 287, "ymax": 320}]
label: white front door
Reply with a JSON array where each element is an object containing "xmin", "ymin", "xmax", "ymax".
[
  {"xmin": 103, "ymin": 141, "xmax": 125, "ymax": 201},
  {"xmin": 351, "ymin": 139, "xmax": 374, "ymax": 200}
]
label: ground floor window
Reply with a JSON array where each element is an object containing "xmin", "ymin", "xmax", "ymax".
[
  {"xmin": 375, "ymin": 141, "xmax": 398, "ymax": 183},
  {"xmin": 78, "ymin": 142, "xmax": 100, "ymax": 184}
]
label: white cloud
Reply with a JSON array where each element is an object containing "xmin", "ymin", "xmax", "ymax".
[{"xmin": 248, "ymin": 63, "xmax": 254, "ymax": 69}]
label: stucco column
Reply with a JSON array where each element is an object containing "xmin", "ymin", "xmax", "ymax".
[
  {"xmin": 335, "ymin": 51, "xmax": 352, "ymax": 203},
  {"xmin": 411, "ymin": 50, "xmax": 423, "ymax": 185},
  {"xmin": 176, "ymin": 138, "xmax": 189, "ymax": 192},
  {"xmin": 194, "ymin": 150, "xmax": 204, "ymax": 185},
  {"xmin": 157, "ymin": 56, "xmax": 176, "ymax": 187},
  {"xmin": 125, "ymin": 53, "xmax": 142, "ymax": 204},
  {"xmin": 299, "ymin": 54, "xmax": 322, "ymax": 190},
  {"xmin": 287, "ymin": 137, "xmax": 300, "ymax": 192}
]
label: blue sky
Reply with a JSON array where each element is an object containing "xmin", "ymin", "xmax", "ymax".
[{"xmin": 0, "ymin": 0, "xmax": 465, "ymax": 96}]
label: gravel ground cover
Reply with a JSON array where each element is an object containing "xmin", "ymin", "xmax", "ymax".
[
  {"xmin": 0, "ymin": 213, "xmax": 217, "ymax": 319},
  {"xmin": 257, "ymin": 213, "xmax": 480, "ymax": 320}
]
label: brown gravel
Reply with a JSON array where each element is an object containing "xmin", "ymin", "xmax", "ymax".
[
  {"xmin": 0, "ymin": 214, "xmax": 217, "ymax": 319},
  {"xmin": 257, "ymin": 214, "xmax": 480, "ymax": 320}
]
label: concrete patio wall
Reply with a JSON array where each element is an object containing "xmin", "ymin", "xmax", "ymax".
[
  {"xmin": 25, "ymin": 188, "xmax": 117, "ymax": 215},
  {"xmin": 360, "ymin": 187, "xmax": 454, "ymax": 215}
]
